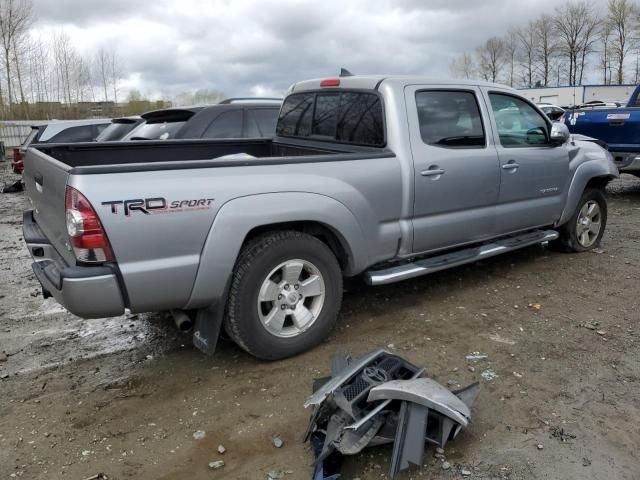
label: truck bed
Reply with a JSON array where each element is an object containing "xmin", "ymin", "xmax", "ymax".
[{"xmin": 33, "ymin": 138, "xmax": 387, "ymax": 174}]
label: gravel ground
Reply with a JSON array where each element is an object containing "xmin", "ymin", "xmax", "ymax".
[{"xmin": 0, "ymin": 163, "xmax": 638, "ymax": 480}]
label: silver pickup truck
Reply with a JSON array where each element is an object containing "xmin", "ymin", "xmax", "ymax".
[{"xmin": 22, "ymin": 75, "xmax": 618, "ymax": 360}]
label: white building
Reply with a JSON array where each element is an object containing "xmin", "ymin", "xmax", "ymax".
[{"xmin": 518, "ymin": 84, "xmax": 637, "ymax": 107}]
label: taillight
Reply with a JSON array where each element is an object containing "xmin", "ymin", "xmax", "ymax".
[{"xmin": 65, "ymin": 186, "xmax": 114, "ymax": 263}]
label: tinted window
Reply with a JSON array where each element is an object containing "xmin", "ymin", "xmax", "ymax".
[
  {"xmin": 277, "ymin": 91, "xmax": 384, "ymax": 146},
  {"xmin": 313, "ymin": 93, "xmax": 340, "ymax": 137},
  {"xmin": 336, "ymin": 92, "xmax": 384, "ymax": 146},
  {"xmin": 125, "ymin": 121, "xmax": 186, "ymax": 140},
  {"xmin": 202, "ymin": 110, "xmax": 243, "ymax": 138},
  {"xmin": 415, "ymin": 91, "xmax": 485, "ymax": 148},
  {"xmin": 21, "ymin": 128, "xmax": 39, "ymax": 147},
  {"xmin": 250, "ymin": 108, "xmax": 279, "ymax": 136},
  {"xmin": 96, "ymin": 122, "xmax": 138, "ymax": 141},
  {"xmin": 277, "ymin": 93, "xmax": 314, "ymax": 137},
  {"xmin": 490, "ymin": 93, "xmax": 549, "ymax": 147},
  {"xmin": 245, "ymin": 111, "xmax": 261, "ymax": 138},
  {"xmin": 47, "ymin": 125, "xmax": 97, "ymax": 143}
]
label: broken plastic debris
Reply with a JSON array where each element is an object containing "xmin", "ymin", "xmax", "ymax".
[
  {"xmin": 305, "ymin": 350, "xmax": 479, "ymax": 479},
  {"xmin": 465, "ymin": 352, "xmax": 488, "ymax": 361},
  {"xmin": 208, "ymin": 460, "xmax": 225, "ymax": 469},
  {"xmin": 480, "ymin": 369, "xmax": 497, "ymax": 381}
]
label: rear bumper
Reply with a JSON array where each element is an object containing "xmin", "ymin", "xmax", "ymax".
[
  {"xmin": 609, "ymin": 151, "xmax": 640, "ymax": 172},
  {"xmin": 23, "ymin": 210, "xmax": 125, "ymax": 318}
]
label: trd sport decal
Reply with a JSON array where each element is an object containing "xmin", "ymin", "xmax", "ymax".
[{"xmin": 102, "ymin": 197, "xmax": 214, "ymax": 216}]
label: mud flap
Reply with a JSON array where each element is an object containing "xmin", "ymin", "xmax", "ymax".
[{"xmin": 192, "ymin": 302, "xmax": 224, "ymax": 356}]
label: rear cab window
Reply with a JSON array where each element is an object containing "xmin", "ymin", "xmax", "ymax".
[
  {"xmin": 415, "ymin": 90, "xmax": 485, "ymax": 148},
  {"xmin": 276, "ymin": 91, "xmax": 385, "ymax": 146}
]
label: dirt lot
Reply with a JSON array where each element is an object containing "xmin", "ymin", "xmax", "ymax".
[{"xmin": 1, "ymin": 165, "xmax": 638, "ymax": 480}]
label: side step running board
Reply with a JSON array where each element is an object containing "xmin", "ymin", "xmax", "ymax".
[{"xmin": 365, "ymin": 230, "xmax": 558, "ymax": 286}]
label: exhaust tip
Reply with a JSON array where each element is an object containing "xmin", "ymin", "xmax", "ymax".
[{"xmin": 170, "ymin": 309, "xmax": 193, "ymax": 333}]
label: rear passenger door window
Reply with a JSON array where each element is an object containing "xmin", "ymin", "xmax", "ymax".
[
  {"xmin": 489, "ymin": 93, "xmax": 549, "ymax": 147},
  {"xmin": 250, "ymin": 108, "xmax": 279, "ymax": 136},
  {"xmin": 202, "ymin": 110, "xmax": 243, "ymax": 138},
  {"xmin": 415, "ymin": 90, "xmax": 485, "ymax": 148}
]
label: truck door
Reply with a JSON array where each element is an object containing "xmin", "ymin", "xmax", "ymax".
[
  {"xmin": 485, "ymin": 91, "xmax": 570, "ymax": 234},
  {"xmin": 405, "ymin": 86, "xmax": 501, "ymax": 254}
]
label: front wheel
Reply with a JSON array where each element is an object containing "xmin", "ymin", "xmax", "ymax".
[
  {"xmin": 225, "ymin": 230, "xmax": 343, "ymax": 360},
  {"xmin": 552, "ymin": 188, "xmax": 607, "ymax": 252}
]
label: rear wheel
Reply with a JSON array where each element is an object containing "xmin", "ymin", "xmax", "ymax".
[
  {"xmin": 225, "ymin": 230, "xmax": 342, "ymax": 360},
  {"xmin": 552, "ymin": 188, "xmax": 607, "ymax": 252}
]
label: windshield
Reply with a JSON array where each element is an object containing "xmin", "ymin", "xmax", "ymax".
[
  {"xmin": 123, "ymin": 121, "xmax": 186, "ymax": 140},
  {"xmin": 96, "ymin": 122, "xmax": 139, "ymax": 141}
]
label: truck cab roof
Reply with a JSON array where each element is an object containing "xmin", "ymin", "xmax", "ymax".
[{"xmin": 290, "ymin": 75, "xmax": 514, "ymax": 93}]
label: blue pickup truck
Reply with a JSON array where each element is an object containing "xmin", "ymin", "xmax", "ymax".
[{"xmin": 562, "ymin": 85, "xmax": 640, "ymax": 176}]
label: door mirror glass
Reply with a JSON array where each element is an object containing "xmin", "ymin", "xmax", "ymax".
[{"xmin": 550, "ymin": 121, "xmax": 570, "ymax": 145}]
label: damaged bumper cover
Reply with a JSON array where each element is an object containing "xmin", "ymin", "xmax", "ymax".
[{"xmin": 305, "ymin": 350, "xmax": 479, "ymax": 479}]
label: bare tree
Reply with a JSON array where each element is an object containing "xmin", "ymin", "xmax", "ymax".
[
  {"xmin": 95, "ymin": 47, "xmax": 110, "ymax": 101},
  {"xmin": 599, "ymin": 22, "xmax": 614, "ymax": 84},
  {"xmin": 108, "ymin": 48, "xmax": 122, "ymax": 104},
  {"xmin": 535, "ymin": 15, "xmax": 556, "ymax": 86},
  {"xmin": 554, "ymin": 1, "xmax": 598, "ymax": 86},
  {"xmin": 577, "ymin": 13, "xmax": 600, "ymax": 85},
  {"xmin": 52, "ymin": 32, "xmax": 74, "ymax": 104},
  {"xmin": 503, "ymin": 29, "xmax": 519, "ymax": 86},
  {"xmin": 518, "ymin": 21, "xmax": 537, "ymax": 87},
  {"xmin": 476, "ymin": 37, "xmax": 506, "ymax": 83},
  {"xmin": 0, "ymin": 0, "xmax": 33, "ymax": 113},
  {"xmin": 449, "ymin": 52, "xmax": 475, "ymax": 79},
  {"xmin": 607, "ymin": 0, "xmax": 636, "ymax": 84}
]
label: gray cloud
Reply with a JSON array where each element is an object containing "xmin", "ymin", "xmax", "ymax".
[{"xmin": 30, "ymin": 0, "xmax": 612, "ymax": 99}]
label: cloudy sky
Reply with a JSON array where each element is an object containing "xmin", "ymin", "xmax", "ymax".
[{"xmin": 30, "ymin": 0, "xmax": 611, "ymax": 99}]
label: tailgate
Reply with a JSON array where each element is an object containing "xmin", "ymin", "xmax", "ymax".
[
  {"xmin": 567, "ymin": 108, "xmax": 640, "ymax": 149},
  {"xmin": 23, "ymin": 147, "xmax": 76, "ymax": 265}
]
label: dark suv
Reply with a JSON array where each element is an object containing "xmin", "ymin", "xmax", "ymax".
[
  {"xmin": 122, "ymin": 98, "xmax": 282, "ymax": 141},
  {"xmin": 176, "ymin": 98, "xmax": 281, "ymax": 139}
]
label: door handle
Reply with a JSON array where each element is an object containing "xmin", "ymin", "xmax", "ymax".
[
  {"xmin": 421, "ymin": 167, "xmax": 445, "ymax": 177},
  {"xmin": 34, "ymin": 173, "xmax": 43, "ymax": 185},
  {"xmin": 502, "ymin": 162, "xmax": 520, "ymax": 171}
]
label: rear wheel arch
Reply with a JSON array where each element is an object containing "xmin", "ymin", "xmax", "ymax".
[
  {"xmin": 185, "ymin": 193, "xmax": 367, "ymax": 310},
  {"xmin": 243, "ymin": 221, "xmax": 352, "ymax": 273}
]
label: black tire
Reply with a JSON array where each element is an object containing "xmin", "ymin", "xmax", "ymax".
[
  {"xmin": 225, "ymin": 230, "xmax": 342, "ymax": 360},
  {"xmin": 552, "ymin": 188, "xmax": 607, "ymax": 253}
]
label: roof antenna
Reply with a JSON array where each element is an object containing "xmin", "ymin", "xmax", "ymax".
[{"xmin": 340, "ymin": 68, "xmax": 354, "ymax": 77}]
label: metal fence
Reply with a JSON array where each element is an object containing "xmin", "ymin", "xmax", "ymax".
[{"xmin": 0, "ymin": 120, "xmax": 48, "ymax": 160}]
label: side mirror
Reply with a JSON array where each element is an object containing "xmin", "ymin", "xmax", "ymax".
[{"xmin": 550, "ymin": 121, "xmax": 570, "ymax": 146}]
